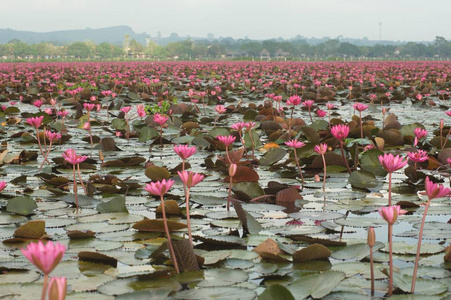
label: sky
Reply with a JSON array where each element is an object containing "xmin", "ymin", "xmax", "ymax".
[{"xmin": 0, "ymin": 0, "xmax": 450, "ymax": 42}]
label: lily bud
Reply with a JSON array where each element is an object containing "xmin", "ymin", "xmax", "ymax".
[
  {"xmin": 440, "ymin": 119, "xmax": 445, "ymax": 130},
  {"xmin": 314, "ymin": 174, "xmax": 320, "ymax": 182},
  {"xmin": 229, "ymin": 163, "xmax": 237, "ymax": 177},
  {"xmin": 382, "ymin": 107, "xmax": 386, "ymax": 115},
  {"xmin": 367, "ymin": 227, "xmax": 376, "ymax": 247},
  {"xmin": 48, "ymin": 277, "xmax": 67, "ymax": 300}
]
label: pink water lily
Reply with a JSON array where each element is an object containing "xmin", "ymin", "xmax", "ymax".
[
  {"xmin": 21, "ymin": 241, "xmax": 66, "ymax": 300},
  {"xmin": 285, "ymin": 139, "xmax": 305, "ymax": 148},
  {"xmin": 424, "ymin": 176, "xmax": 450, "ymax": 200},
  {"xmin": 217, "ymin": 135, "xmax": 236, "ymax": 146},
  {"xmin": 378, "ymin": 153, "xmax": 408, "ymax": 173},
  {"xmin": 331, "ymin": 124, "xmax": 349, "ymax": 140},
  {"xmin": 174, "ymin": 144, "xmax": 197, "ymax": 160},
  {"xmin": 26, "ymin": 116, "xmax": 44, "ymax": 129},
  {"xmin": 177, "ymin": 171, "xmax": 204, "ymax": 189},
  {"xmin": 0, "ymin": 181, "xmax": 7, "ymax": 192},
  {"xmin": 144, "ymin": 179, "xmax": 175, "ymax": 197},
  {"xmin": 378, "ymin": 205, "xmax": 401, "ymax": 225},
  {"xmin": 62, "ymin": 149, "xmax": 88, "ymax": 165}
]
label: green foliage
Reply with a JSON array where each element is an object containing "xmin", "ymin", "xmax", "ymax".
[{"xmin": 145, "ymin": 99, "xmax": 177, "ymax": 114}]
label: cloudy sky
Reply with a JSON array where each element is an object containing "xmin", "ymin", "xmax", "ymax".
[{"xmin": 0, "ymin": 0, "xmax": 449, "ymax": 41}]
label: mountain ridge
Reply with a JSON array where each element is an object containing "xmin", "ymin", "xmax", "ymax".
[{"xmin": 0, "ymin": 25, "xmax": 149, "ymax": 45}]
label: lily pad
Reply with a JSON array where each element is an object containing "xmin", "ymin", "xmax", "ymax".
[
  {"xmin": 287, "ymin": 270, "xmax": 346, "ymax": 299},
  {"xmin": 6, "ymin": 196, "xmax": 37, "ymax": 216}
]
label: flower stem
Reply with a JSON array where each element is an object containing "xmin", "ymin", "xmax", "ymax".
[
  {"xmin": 359, "ymin": 111, "xmax": 364, "ymax": 139},
  {"xmin": 411, "ymin": 199, "xmax": 430, "ymax": 294},
  {"xmin": 370, "ymin": 245, "xmax": 375, "ymax": 296},
  {"xmin": 288, "ymin": 107, "xmax": 294, "ymax": 135},
  {"xmin": 388, "ymin": 172, "xmax": 392, "ymax": 206},
  {"xmin": 185, "ymin": 188, "xmax": 193, "ymax": 246},
  {"xmin": 73, "ymin": 164, "xmax": 79, "ymax": 211},
  {"xmin": 77, "ymin": 163, "xmax": 87, "ymax": 195},
  {"xmin": 160, "ymin": 195, "xmax": 180, "ymax": 274},
  {"xmin": 41, "ymin": 274, "xmax": 48, "ymax": 300},
  {"xmin": 227, "ymin": 176, "xmax": 233, "ymax": 211},
  {"xmin": 340, "ymin": 140, "xmax": 352, "ymax": 174},
  {"xmin": 293, "ymin": 149, "xmax": 304, "ymax": 190},
  {"xmin": 321, "ymin": 154, "xmax": 327, "ymax": 192},
  {"xmin": 388, "ymin": 224, "xmax": 393, "ymax": 296}
]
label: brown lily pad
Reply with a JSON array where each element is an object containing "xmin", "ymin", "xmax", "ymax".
[
  {"xmin": 292, "ymin": 244, "xmax": 332, "ymax": 262},
  {"xmin": 14, "ymin": 220, "xmax": 46, "ymax": 239}
]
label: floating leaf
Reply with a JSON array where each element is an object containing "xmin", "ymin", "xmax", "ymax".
[
  {"xmin": 348, "ymin": 170, "xmax": 378, "ymax": 189},
  {"xmin": 78, "ymin": 251, "xmax": 118, "ymax": 267},
  {"xmin": 293, "ymin": 244, "xmax": 332, "ymax": 262},
  {"xmin": 100, "ymin": 137, "xmax": 121, "ymax": 151},
  {"xmin": 254, "ymin": 238, "xmax": 282, "ymax": 257},
  {"xmin": 232, "ymin": 182, "xmax": 264, "ymax": 201},
  {"xmin": 276, "ymin": 186, "xmax": 302, "ymax": 204},
  {"xmin": 14, "ymin": 220, "xmax": 45, "ymax": 239},
  {"xmin": 226, "ymin": 166, "xmax": 259, "ymax": 183},
  {"xmin": 331, "ymin": 242, "xmax": 384, "ymax": 261},
  {"xmin": 392, "ymin": 272, "xmax": 448, "ymax": 295},
  {"xmin": 258, "ymin": 284, "xmax": 295, "ymax": 300},
  {"xmin": 155, "ymin": 200, "xmax": 182, "ymax": 215},
  {"xmin": 6, "ymin": 196, "xmax": 37, "ymax": 216},
  {"xmin": 360, "ymin": 149, "xmax": 388, "ymax": 177},
  {"xmin": 287, "ymin": 271, "xmax": 346, "ymax": 299},
  {"xmin": 144, "ymin": 166, "xmax": 170, "ymax": 181},
  {"xmin": 173, "ymin": 287, "xmax": 256, "ymax": 300},
  {"xmin": 132, "ymin": 219, "xmax": 187, "ymax": 232},
  {"xmin": 197, "ymin": 268, "xmax": 249, "ymax": 287},
  {"xmin": 172, "ymin": 239, "xmax": 200, "ymax": 272},
  {"xmin": 233, "ymin": 201, "xmax": 262, "ymax": 234},
  {"xmin": 260, "ymin": 148, "xmax": 287, "ymax": 166},
  {"xmin": 102, "ymin": 157, "xmax": 146, "ymax": 168},
  {"xmin": 97, "ymin": 196, "xmax": 128, "ymax": 213},
  {"xmin": 385, "ymin": 242, "xmax": 444, "ymax": 255}
]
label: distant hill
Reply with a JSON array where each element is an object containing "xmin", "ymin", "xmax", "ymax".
[{"xmin": 0, "ymin": 25, "xmax": 150, "ymax": 45}]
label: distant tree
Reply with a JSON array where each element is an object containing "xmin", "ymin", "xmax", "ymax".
[
  {"xmin": 434, "ymin": 36, "xmax": 450, "ymax": 57},
  {"xmin": 338, "ymin": 42, "xmax": 360, "ymax": 57},
  {"xmin": 128, "ymin": 39, "xmax": 144, "ymax": 57},
  {"xmin": 207, "ymin": 44, "xmax": 223, "ymax": 58},
  {"xmin": 67, "ymin": 42, "xmax": 92, "ymax": 58},
  {"xmin": 240, "ymin": 41, "xmax": 263, "ymax": 57},
  {"xmin": 97, "ymin": 42, "xmax": 114, "ymax": 58}
]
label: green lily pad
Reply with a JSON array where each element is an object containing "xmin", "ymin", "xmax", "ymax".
[
  {"xmin": 232, "ymin": 182, "xmax": 264, "ymax": 201},
  {"xmin": 138, "ymin": 127, "xmax": 159, "ymax": 142},
  {"xmin": 360, "ymin": 149, "xmax": 388, "ymax": 177},
  {"xmin": 6, "ymin": 196, "xmax": 37, "ymax": 216},
  {"xmin": 287, "ymin": 271, "xmax": 346, "ymax": 299},
  {"xmin": 331, "ymin": 242, "xmax": 385, "ymax": 261},
  {"xmin": 173, "ymin": 287, "xmax": 256, "ymax": 300},
  {"xmin": 348, "ymin": 170, "xmax": 378, "ymax": 189},
  {"xmin": 259, "ymin": 284, "xmax": 295, "ymax": 300},
  {"xmin": 383, "ymin": 242, "xmax": 445, "ymax": 255},
  {"xmin": 392, "ymin": 272, "xmax": 448, "ymax": 295},
  {"xmin": 260, "ymin": 148, "xmax": 287, "ymax": 166},
  {"xmin": 197, "ymin": 268, "xmax": 249, "ymax": 287},
  {"xmin": 97, "ymin": 196, "xmax": 128, "ymax": 213}
]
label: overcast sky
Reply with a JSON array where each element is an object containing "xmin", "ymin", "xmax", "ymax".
[{"xmin": 0, "ymin": 0, "xmax": 449, "ymax": 41}]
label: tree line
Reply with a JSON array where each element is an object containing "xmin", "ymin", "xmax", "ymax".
[{"xmin": 1, "ymin": 36, "xmax": 450, "ymax": 60}]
